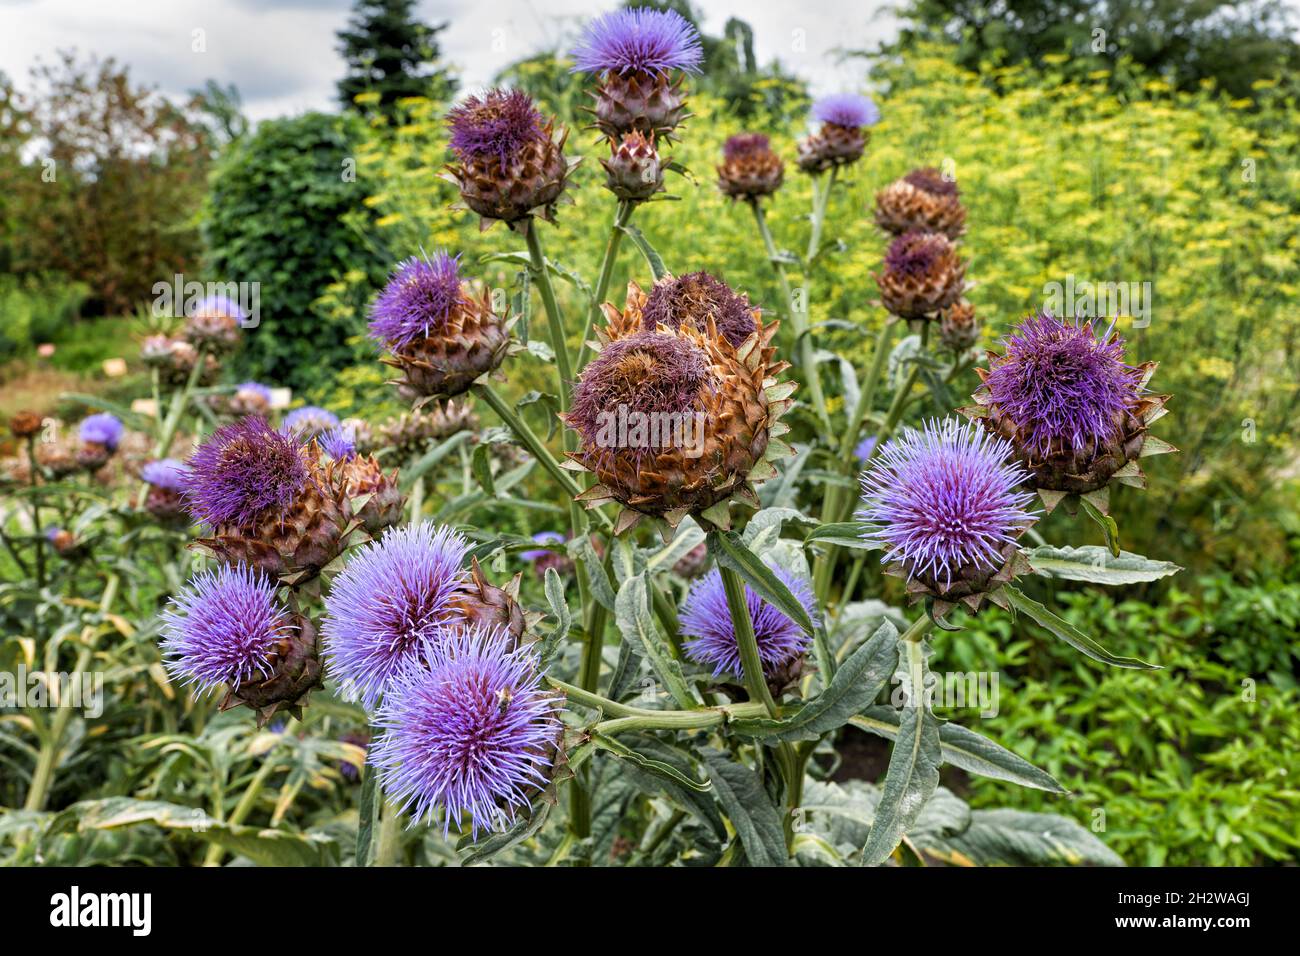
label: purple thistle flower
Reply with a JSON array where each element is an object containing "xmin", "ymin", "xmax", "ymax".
[
  {"xmin": 520, "ymin": 530, "xmax": 566, "ymax": 562},
  {"xmin": 320, "ymin": 426, "xmax": 356, "ymax": 461},
  {"xmin": 371, "ymin": 625, "xmax": 561, "ymax": 837},
  {"xmin": 680, "ymin": 566, "xmax": 818, "ymax": 681},
  {"xmin": 368, "ymin": 252, "xmax": 464, "ymax": 351},
  {"xmin": 322, "ymin": 523, "xmax": 471, "ymax": 710},
  {"xmin": 811, "ymin": 92, "xmax": 880, "ymax": 129},
  {"xmin": 641, "ymin": 271, "xmax": 757, "ymax": 348},
  {"xmin": 854, "ymin": 435, "xmax": 878, "ymax": 464},
  {"xmin": 237, "ymin": 381, "xmax": 273, "ymax": 403},
  {"xmin": 184, "ymin": 416, "xmax": 310, "ymax": 528},
  {"xmin": 160, "ymin": 564, "xmax": 292, "ymax": 696},
  {"xmin": 190, "ymin": 294, "xmax": 246, "ymax": 321},
  {"xmin": 570, "ymin": 7, "xmax": 704, "ymax": 76},
  {"xmin": 858, "ymin": 418, "xmax": 1037, "ymax": 588},
  {"xmin": 723, "ymin": 132, "xmax": 772, "ymax": 160},
  {"xmin": 447, "ymin": 89, "xmax": 548, "ymax": 172},
  {"xmin": 884, "ymin": 230, "xmax": 949, "ymax": 279},
  {"xmin": 984, "ymin": 312, "xmax": 1140, "ymax": 457},
  {"xmin": 283, "ymin": 405, "xmax": 340, "ymax": 439},
  {"xmin": 78, "ymin": 412, "xmax": 123, "ymax": 450},
  {"xmin": 141, "ymin": 458, "xmax": 190, "ymax": 492}
]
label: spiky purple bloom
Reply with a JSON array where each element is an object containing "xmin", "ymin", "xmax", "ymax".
[
  {"xmin": 858, "ymin": 419, "xmax": 1036, "ymax": 588},
  {"xmin": 320, "ymin": 426, "xmax": 356, "ymax": 461},
  {"xmin": 569, "ymin": 331, "xmax": 715, "ymax": 452},
  {"xmin": 79, "ymin": 413, "xmax": 123, "ymax": 450},
  {"xmin": 160, "ymin": 564, "xmax": 292, "ymax": 696},
  {"xmin": 984, "ymin": 312, "xmax": 1139, "ymax": 457},
  {"xmin": 723, "ymin": 132, "xmax": 772, "ymax": 160},
  {"xmin": 642, "ymin": 271, "xmax": 757, "ymax": 347},
  {"xmin": 237, "ymin": 381, "xmax": 273, "ymax": 403},
  {"xmin": 368, "ymin": 252, "xmax": 464, "ymax": 350},
  {"xmin": 680, "ymin": 566, "xmax": 818, "ymax": 681},
  {"xmin": 371, "ymin": 625, "xmax": 561, "ymax": 837},
  {"xmin": 520, "ymin": 530, "xmax": 565, "ymax": 562},
  {"xmin": 141, "ymin": 458, "xmax": 189, "ymax": 492},
  {"xmin": 884, "ymin": 230, "xmax": 949, "ymax": 279},
  {"xmin": 570, "ymin": 7, "xmax": 704, "ymax": 76},
  {"xmin": 447, "ymin": 89, "xmax": 547, "ymax": 172},
  {"xmin": 854, "ymin": 435, "xmax": 878, "ymax": 464},
  {"xmin": 284, "ymin": 406, "xmax": 340, "ymax": 439},
  {"xmin": 322, "ymin": 523, "xmax": 471, "ymax": 710},
  {"xmin": 184, "ymin": 416, "xmax": 310, "ymax": 527},
  {"xmin": 190, "ymin": 294, "xmax": 246, "ymax": 321},
  {"xmin": 811, "ymin": 93, "xmax": 880, "ymax": 129}
]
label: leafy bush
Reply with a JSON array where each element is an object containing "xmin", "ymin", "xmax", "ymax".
[
  {"xmin": 0, "ymin": 274, "xmax": 90, "ymax": 360},
  {"xmin": 203, "ymin": 111, "xmax": 386, "ymax": 392}
]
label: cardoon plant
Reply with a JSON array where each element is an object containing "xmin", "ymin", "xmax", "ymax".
[
  {"xmin": 797, "ymin": 92, "xmax": 879, "ymax": 174},
  {"xmin": 875, "ymin": 166, "xmax": 967, "ymax": 239}
]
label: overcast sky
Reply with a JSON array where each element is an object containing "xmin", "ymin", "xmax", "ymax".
[{"xmin": 0, "ymin": 0, "xmax": 902, "ymax": 121}]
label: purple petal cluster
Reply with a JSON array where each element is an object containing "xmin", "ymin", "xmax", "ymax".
[
  {"xmin": 283, "ymin": 405, "xmax": 340, "ymax": 439},
  {"xmin": 447, "ymin": 89, "xmax": 547, "ymax": 171},
  {"xmin": 984, "ymin": 312, "xmax": 1139, "ymax": 457},
  {"xmin": 371, "ymin": 625, "xmax": 561, "ymax": 837},
  {"xmin": 520, "ymin": 530, "xmax": 566, "ymax": 562},
  {"xmin": 160, "ymin": 564, "xmax": 291, "ymax": 696},
  {"xmin": 680, "ymin": 566, "xmax": 818, "ymax": 680},
  {"xmin": 141, "ymin": 458, "xmax": 190, "ymax": 491},
  {"xmin": 368, "ymin": 252, "xmax": 464, "ymax": 350},
  {"xmin": 190, "ymin": 294, "xmax": 246, "ymax": 321},
  {"xmin": 322, "ymin": 523, "xmax": 471, "ymax": 710},
  {"xmin": 237, "ymin": 381, "xmax": 273, "ymax": 403},
  {"xmin": 858, "ymin": 419, "xmax": 1036, "ymax": 587},
  {"xmin": 79, "ymin": 412, "xmax": 124, "ymax": 450},
  {"xmin": 884, "ymin": 230, "xmax": 948, "ymax": 278},
  {"xmin": 642, "ymin": 271, "xmax": 757, "ymax": 348},
  {"xmin": 811, "ymin": 93, "xmax": 880, "ymax": 129},
  {"xmin": 320, "ymin": 426, "xmax": 356, "ymax": 461},
  {"xmin": 854, "ymin": 435, "xmax": 878, "ymax": 464},
  {"xmin": 904, "ymin": 167, "xmax": 959, "ymax": 197},
  {"xmin": 569, "ymin": 331, "xmax": 715, "ymax": 447},
  {"xmin": 184, "ymin": 416, "xmax": 310, "ymax": 528},
  {"xmin": 570, "ymin": 7, "xmax": 704, "ymax": 76},
  {"xmin": 723, "ymin": 132, "xmax": 772, "ymax": 160}
]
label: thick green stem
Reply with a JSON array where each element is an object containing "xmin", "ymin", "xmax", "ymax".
[
  {"xmin": 203, "ymin": 752, "xmax": 278, "ymax": 866},
  {"xmin": 23, "ymin": 573, "xmax": 119, "ymax": 811},
  {"xmin": 577, "ymin": 201, "xmax": 634, "ymax": 374},
  {"xmin": 135, "ymin": 345, "xmax": 207, "ymax": 509},
  {"xmin": 25, "ymin": 435, "xmax": 45, "ymax": 594},
  {"xmin": 524, "ymin": 223, "xmax": 574, "ymax": 413},
  {"xmin": 375, "ymin": 797, "xmax": 404, "ymax": 866}
]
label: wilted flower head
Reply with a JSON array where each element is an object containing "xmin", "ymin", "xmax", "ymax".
[
  {"xmin": 876, "ymin": 168, "xmax": 967, "ymax": 239},
  {"xmin": 570, "ymin": 7, "xmax": 703, "ymax": 75},
  {"xmin": 811, "ymin": 92, "xmax": 880, "ymax": 129},
  {"xmin": 371, "ymin": 625, "xmax": 561, "ymax": 837},
  {"xmin": 283, "ymin": 406, "xmax": 340, "ymax": 439},
  {"xmin": 904, "ymin": 167, "xmax": 958, "ymax": 197},
  {"xmin": 642, "ymin": 272, "xmax": 757, "ymax": 348},
  {"xmin": 884, "ymin": 231, "xmax": 950, "ymax": 278},
  {"xmin": 184, "ymin": 416, "xmax": 310, "ymax": 528},
  {"xmin": 859, "ymin": 418, "xmax": 1035, "ymax": 589},
  {"xmin": 717, "ymin": 133, "xmax": 785, "ymax": 202},
  {"xmin": 142, "ymin": 458, "xmax": 189, "ymax": 491},
  {"xmin": 876, "ymin": 231, "xmax": 966, "ymax": 319},
  {"xmin": 681, "ymin": 566, "xmax": 817, "ymax": 681},
  {"xmin": 983, "ymin": 312, "xmax": 1138, "ymax": 457},
  {"xmin": 322, "ymin": 523, "xmax": 471, "ymax": 710},
  {"xmin": 723, "ymin": 132, "xmax": 770, "ymax": 160},
  {"xmin": 369, "ymin": 252, "xmax": 464, "ymax": 351},
  {"xmin": 160, "ymin": 564, "xmax": 291, "ymax": 696},
  {"xmin": 448, "ymin": 89, "xmax": 548, "ymax": 172},
  {"xmin": 79, "ymin": 413, "xmax": 123, "ymax": 450}
]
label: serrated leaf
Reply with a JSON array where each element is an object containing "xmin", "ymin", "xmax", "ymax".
[
  {"xmin": 614, "ymin": 573, "xmax": 695, "ymax": 708},
  {"xmin": 1024, "ymin": 545, "xmax": 1181, "ymax": 585},
  {"xmin": 1002, "ymin": 585, "xmax": 1159, "ymax": 669}
]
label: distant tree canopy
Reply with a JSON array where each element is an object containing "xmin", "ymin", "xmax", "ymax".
[
  {"xmin": 889, "ymin": 0, "xmax": 1300, "ymax": 98},
  {"xmin": 336, "ymin": 0, "xmax": 456, "ymax": 118}
]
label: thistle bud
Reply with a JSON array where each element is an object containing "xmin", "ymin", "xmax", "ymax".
[
  {"xmin": 875, "ymin": 231, "xmax": 966, "ymax": 320},
  {"xmin": 371, "ymin": 400, "xmax": 480, "ymax": 458},
  {"xmin": 9, "ymin": 410, "xmax": 42, "ymax": 439},
  {"xmin": 939, "ymin": 300, "xmax": 981, "ymax": 353},
  {"xmin": 796, "ymin": 94, "xmax": 879, "ymax": 175},
  {"xmin": 875, "ymin": 167, "xmax": 967, "ymax": 239},
  {"xmin": 142, "ymin": 458, "xmax": 191, "ymax": 526},
  {"xmin": 717, "ymin": 133, "xmax": 784, "ymax": 202},
  {"xmin": 448, "ymin": 557, "xmax": 529, "ymax": 646},
  {"xmin": 601, "ymin": 131, "xmax": 665, "ymax": 201}
]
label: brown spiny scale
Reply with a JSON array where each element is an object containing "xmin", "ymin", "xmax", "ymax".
[
  {"xmin": 448, "ymin": 557, "xmax": 529, "ymax": 646},
  {"xmin": 565, "ymin": 281, "xmax": 795, "ymax": 534},
  {"xmin": 9, "ymin": 410, "xmax": 42, "ymax": 439},
  {"xmin": 368, "ymin": 400, "xmax": 480, "ymax": 458},
  {"xmin": 445, "ymin": 118, "xmax": 576, "ymax": 232},
  {"xmin": 380, "ymin": 285, "xmax": 510, "ymax": 402},
  {"xmin": 875, "ymin": 231, "xmax": 967, "ymax": 320},
  {"xmin": 194, "ymin": 450, "xmax": 355, "ymax": 583},
  {"xmin": 340, "ymin": 453, "xmax": 405, "ymax": 535},
  {"xmin": 969, "ymin": 361, "xmax": 1173, "ymax": 503},
  {"xmin": 145, "ymin": 484, "xmax": 189, "ymax": 526},
  {"xmin": 888, "ymin": 541, "xmax": 1034, "ymax": 622},
  {"xmin": 36, "ymin": 436, "xmax": 80, "ymax": 478},
  {"xmin": 220, "ymin": 613, "xmax": 323, "ymax": 726},
  {"xmin": 716, "ymin": 133, "xmax": 784, "ymax": 202},
  {"xmin": 939, "ymin": 300, "xmax": 981, "ymax": 353},
  {"xmin": 601, "ymin": 130, "xmax": 665, "ymax": 201},
  {"xmin": 76, "ymin": 441, "xmax": 113, "ymax": 472},
  {"xmin": 796, "ymin": 124, "xmax": 867, "ymax": 174},
  {"xmin": 874, "ymin": 168, "xmax": 967, "ymax": 239},
  {"xmin": 590, "ymin": 70, "xmax": 690, "ymax": 144}
]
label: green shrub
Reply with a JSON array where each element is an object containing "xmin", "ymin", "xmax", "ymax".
[
  {"xmin": 0, "ymin": 274, "xmax": 90, "ymax": 360},
  {"xmin": 203, "ymin": 111, "xmax": 386, "ymax": 392}
]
